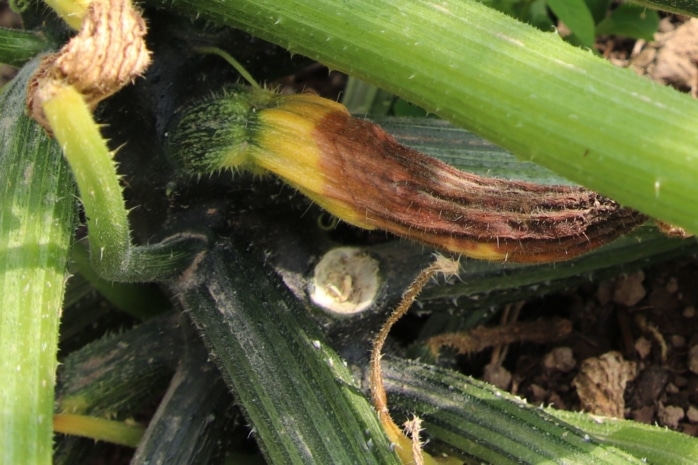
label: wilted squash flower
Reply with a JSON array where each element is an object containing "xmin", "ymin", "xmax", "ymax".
[{"xmin": 167, "ymin": 86, "xmax": 645, "ymax": 263}]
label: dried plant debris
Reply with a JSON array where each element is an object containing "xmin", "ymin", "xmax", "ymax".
[
  {"xmin": 426, "ymin": 318, "xmax": 572, "ymax": 358},
  {"xmin": 27, "ymin": 0, "xmax": 151, "ymax": 131},
  {"xmin": 370, "ymin": 255, "xmax": 462, "ymax": 465},
  {"xmin": 573, "ymin": 351, "xmax": 638, "ymax": 418}
]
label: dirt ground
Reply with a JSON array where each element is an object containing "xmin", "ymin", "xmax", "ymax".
[{"xmin": 463, "ymin": 259, "xmax": 698, "ymax": 435}]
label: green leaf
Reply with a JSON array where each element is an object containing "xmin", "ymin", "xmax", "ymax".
[
  {"xmin": 0, "ymin": 57, "xmax": 76, "ymax": 465},
  {"xmin": 178, "ymin": 242, "xmax": 402, "ymax": 465},
  {"xmin": 596, "ymin": 4, "xmax": 660, "ymax": 41},
  {"xmin": 383, "ymin": 358, "xmax": 647, "ymax": 464},
  {"xmin": 525, "ymin": 0, "xmax": 555, "ymax": 32},
  {"xmin": 547, "ymin": 409, "xmax": 698, "ymax": 465},
  {"xmin": 547, "ymin": 0, "xmax": 596, "ymax": 47},
  {"xmin": 585, "ymin": 0, "xmax": 613, "ymax": 24}
]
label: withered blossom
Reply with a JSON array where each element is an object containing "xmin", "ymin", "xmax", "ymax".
[{"xmin": 168, "ymin": 87, "xmax": 646, "ymax": 263}]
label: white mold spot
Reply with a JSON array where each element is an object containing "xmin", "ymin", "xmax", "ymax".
[{"xmin": 309, "ymin": 247, "xmax": 381, "ymax": 316}]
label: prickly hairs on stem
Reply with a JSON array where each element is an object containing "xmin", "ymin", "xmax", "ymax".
[{"xmin": 369, "ymin": 254, "xmax": 462, "ymax": 465}]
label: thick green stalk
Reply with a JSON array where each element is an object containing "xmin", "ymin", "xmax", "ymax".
[
  {"xmin": 0, "ymin": 58, "xmax": 75, "ymax": 465},
  {"xmin": 146, "ymin": 0, "xmax": 698, "ymax": 234},
  {"xmin": 0, "ymin": 27, "xmax": 49, "ymax": 67}
]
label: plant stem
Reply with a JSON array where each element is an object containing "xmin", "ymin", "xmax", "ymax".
[
  {"xmin": 147, "ymin": 0, "xmax": 698, "ymax": 234},
  {"xmin": 0, "ymin": 58, "xmax": 76, "ymax": 465},
  {"xmin": 41, "ymin": 82, "xmax": 208, "ymax": 282},
  {"xmin": 53, "ymin": 414, "xmax": 145, "ymax": 447},
  {"xmin": 69, "ymin": 240, "xmax": 171, "ymax": 318},
  {"xmin": 41, "ymin": 0, "xmax": 89, "ymax": 30}
]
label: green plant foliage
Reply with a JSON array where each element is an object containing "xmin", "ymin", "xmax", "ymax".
[
  {"xmin": 481, "ymin": 0, "xmax": 554, "ymax": 30},
  {"xmin": 0, "ymin": 27, "xmax": 49, "ymax": 67},
  {"xmin": 526, "ymin": 0, "xmax": 555, "ymax": 31},
  {"xmin": 3, "ymin": 1, "xmax": 698, "ymax": 463},
  {"xmin": 0, "ymin": 57, "xmax": 76, "ymax": 465},
  {"xmin": 481, "ymin": 0, "xmax": 659, "ymax": 44},
  {"xmin": 547, "ymin": 0, "xmax": 597, "ymax": 46},
  {"xmin": 596, "ymin": 4, "xmax": 660, "ymax": 40},
  {"xmin": 630, "ymin": 0, "xmax": 698, "ymax": 17},
  {"xmin": 586, "ymin": 0, "xmax": 613, "ymax": 23}
]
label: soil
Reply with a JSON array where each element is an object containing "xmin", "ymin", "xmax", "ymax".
[{"xmin": 482, "ymin": 260, "xmax": 698, "ymax": 435}]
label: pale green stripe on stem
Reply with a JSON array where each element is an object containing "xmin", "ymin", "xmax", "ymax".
[{"xmin": 42, "ymin": 82, "xmax": 207, "ymax": 282}]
